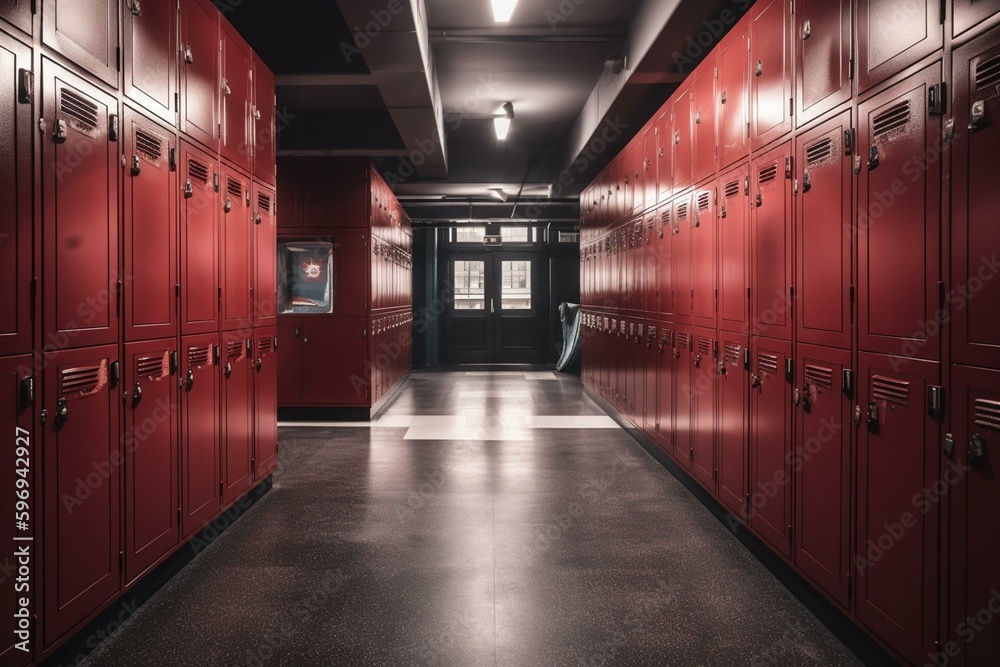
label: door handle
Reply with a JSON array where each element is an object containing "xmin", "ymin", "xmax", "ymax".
[
  {"xmin": 968, "ymin": 433, "xmax": 986, "ymax": 469},
  {"xmin": 54, "ymin": 398, "xmax": 69, "ymax": 431}
]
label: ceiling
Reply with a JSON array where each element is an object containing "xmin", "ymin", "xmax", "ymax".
[{"xmin": 227, "ymin": 0, "xmax": 749, "ymax": 225}]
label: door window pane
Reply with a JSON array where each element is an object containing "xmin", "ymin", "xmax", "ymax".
[
  {"xmin": 454, "ymin": 226, "xmax": 486, "ymax": 243},
  {"xmin": 453, "ymin": 260, "xmax": 485, "ymax": 309},
  {"xmin": 503, "ymin": 227, "xmax": 530, "ymax": 243},
  {"xmin": 501, "ymin": 261, "xmax": 531, "ymax": 310}
]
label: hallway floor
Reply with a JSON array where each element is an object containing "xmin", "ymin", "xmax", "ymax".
[{"xmin": 79, "ymin": 371, "xmax": 865, "ymax": 667}]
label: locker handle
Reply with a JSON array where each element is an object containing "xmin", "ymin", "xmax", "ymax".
[
  {"xmin": 126, "ymin": 0, "xmax": 141, "ymax": 16},
  {"xmin": 53, "ymin": 119, "xmax": 68, "ymax": 144},
  {"xmin": 801, "ymin": 171, "xmax": 811, "ymax": 193},
  {"xmin": 755, "ymin": 59, "xmax": 763, "ymax": 77},
  {"xmin": 800, "ymin": 386, "xmax": 811, "ymax": 411},
  {"xmin": 294, "ymin": 328, "xmax": 301, "ymax": 339},
  {"xmin": 755, "ymin": 193, "xmax": 763, "ymax": 207},
  {"xmin": 185, "ymin": 369, "xmax": 195, "ymax": 391},
  {"xmin": 255, "ymin": 358, "xmax": 263, "ymax": 371},
  {"xmin": 224, "ymin": 363, "xmax": 232, "ymax": 378},
  {"xmin": 224, "ymin": 198, "xmax": 232, "ymax": 213},
  {"xmin": 253, "ymin": 105, "xmax": 262, "ymax": 121},
  {"xmin": 184, "ymin": 180, "xmax": 194, "ymax": 199},
  {"xmin": 944, "ymin": 433, "xmax": 955, "ymax": 459},
  {"xmin": 170, "ymin": 351, "xmax": 179, "ymax": 375},
  {"xmin": 184, "ymin": 45, "xmax": 194, "ymax": 64},
  {"xmin": 132, "ymin": 382, "xmax": 143, "ymax": 407},
  {"xmin": 303, "ymin": 337, "xmax": 309, "ymax": 344},
  {"xmin": 693, "ymin": 354, "xmax": 701, "ymax": 368},
  {"xmin": 54, "ymin": 398, "xmax": 69, "ymax": 431},
  {"xmin": 110, "ymin": 361, "xmax": 120, "ymax": 389},
  {"xmin": 793, "ymin": 387, "xmax": 800, "ymax": 406},
  {"xmin": 717, "ymin": 363, "xmax": 727, "ymax": 376},
  {"xmin": 969, "ymin": 100, "xmax": 986, "ymax": 131},
  {"xmin": 867, "ymin": 145, "xmax": 879, "ymax": 171},
  {"xmin": 130, "ymin": 155, "xmax": 141, "ymax": 177},
  {"xmin": 867, "ymin": 402, "xmax": 880, "ymax": 428},
  {"xmin": 750, "ymin": 374, "xmax": 761, "ymax": 388},
  {"xmin": 968, "ymin": 433, "xmax": 986, "ymax": 469},
  {"xmin": 222, "ymin": 78, "xmax": 232, "ymax": 96},
  {"xmin": 800, "ymin": 20, "xmax": 811, "ymax": 40}
]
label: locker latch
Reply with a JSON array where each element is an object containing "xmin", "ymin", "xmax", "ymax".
[
  {"xmin": 110, "ymin": 361, "xmax": 120, "ymax": 389},
  {"xmin": 793, "ymin": 387, "xmax": 801, "ymax": 406},
  {"xmin": 224, "ymin": 198, "xmax": 232, "ymax": 213},
  {"xmin": 854, "ymin": 405, "xmax": 862, "ymax": 426},
  {"xmin": 126, "ymin": 0, "xmax": 141, "ymax": 16},
  {"xmin": 224, "ymin": 363, "xmax": 232, "ymax": 378},
  {"xmin": 928, "ymin": 83, "xmax": 946, "ymax": 116},
  {"xmin": 717, "ymin": 363, "xmax": 727, "ymax": 377},
  {"xmin": 751, "ymin": 374, "xmax": 761, "ymax": 389},
  {"xmin": 943, "ymin": 118, "xmax": 955, "ymax": 144},
  {"xmin": 222, "ymin": 78, "xmax": 232, "ymax": 96},
  {"xmin": 867, "ymin": 145, "xmax": 879, "ymax": 171},
  {"xmin": 928, "ymin": 385, "xmax": 944, "ymax": 419},
  {"xmin": 130, "ymin": 155, "xmax": 141, "ymax": 177},
  {"xmin": 844, "ymin": 129, "xmax": 855, "ymax": 155},
  {"xmin": 185, "ymin": 369, "xmax": 195, "ymax": 391},
  {"xmin": 784, "ymin": 358, "xmax": 794, "ymax": 382},
  {"xmin": 132, "ymin": 382, "xmax": 143, "ymax": 407},
  {"xmin": 743, "ymin": 348, "xmax": 751, "ymax": 371},
  {"xmin": 721, "ymin": 204, "xmax": 727, "ymax": 219},
  {"xmin": 867, "ymin": 402, "xmax": 879, "ymax": 428},
  {"xmin": 170, "ymin": 351, "xmax": 179, "ymax": 375},
  {"xmin": 801, "ymin": 172, "xmax": 811, "ymax": 193},
  {"xmin": 968, "ymin": 433, "xmax": 986, "ymax": 469},
  {"xmin": 755, "ymin": 193, "xmax": 763, "ymax": 208},
  {"xmin": 720, "ymin": 90, "xmax": 727, "ymax": 105},
  {"xmin": 800, "ymin": 19, "xmax": 811, "ymax": 40},
  {"xmin": 943, "ymin": 433, "xmax": 955, "ymax": 459},
  {"xmin": 54, "ymin": 398, "xmax": 69, "ymax": 431},
  {"xmin": 52, "ymin": 119, "xmax": 68, "ymax": 144},
  {"xmin": 969, "ymin": 100, "xmax": 986, "ymax": 132},
  {"xmin": 184, "ymin": 45, "xmax": 194, "ymax": 63},
  {"xmin": 19, "ymin": 377, "xmax": 34, "ymax": 411},
  {"xmin": 842, "ymin": 369, "xmax": 854, "ymax": 396},
  {"xmin": 755, "ymin": 59, "xmax": 763, "ymax": 77},
  {"xmin": 184, "ymin": 180, "xmax": 194, "ymax": 199},
  {"xmin": 693, "ymin": 354, "xmax": 701, "ymax": 368},
  {"xmin": 18, "ymin": 68, "xmax": 33, "ymax": 104},
  {"xmin": 109, "ymin": 114, "xmax": 119, "ymax": 142}
]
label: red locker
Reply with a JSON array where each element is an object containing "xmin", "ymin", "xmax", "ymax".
[
  {"xmin": 43, "ymin": 345, "xmax": 121, "ymax": 645},
  {"xmin": 672, "ymin": 194, "xmax": 693, "ymax": 323},
  {"xmin": 1, "ymin": 356, "xmax": 33, "ymax": 667},
  {"xmin": 0, "ymin": 34, "xmax": 32, "ymax": 358},
  {"xmin": 42, "ymin": 62, "xmax": 120, "ymax": 350},
  {"xmin": 952, "ymin": 30, "xmax": 1000, "ymax": 368},
  {"xmin": 124, "ymin": 108, "xmax": 178, "ymax": 342},
  {"xmin": 302, "ymin": 318, "xmax": 369, "ymax": 406},
  {"xmin": 123, "ymin": 339, "xmax": 179, "ymax": 586},
  {"xmin": 673, "ymin": 327, "xmax": 694, "ymax": 469},
  {"xmin": 42, "ymin": 0, "xmax": 119, "ymax": 88},
  {"xmin": 692, "ymin": 56, "xmax": 718, "ymax": 183},
  {"xmin": 718, "ymin": 163, "xmax": 750, "ymax": 334},
  {"xmin": 221, "ymin": 332, "xmax": 253, "ymax": 506},
  {"xmin": 794, "ymin": 0, "xmax": 852, "ymax": 126},
  {"xmin": 954, "ymin": 0, "xmax": 1000, "ymax": 40},
  {"xmin": 643, "ymin": 322, "xmax": 658, "ymax": 437},
  {"xmin": 277, "ymin": 320, "xmax": 302, "ymax": 405},
  {"xmin": 691, "ymin": 329, "xmax": 717, "ymax": 492},
  {"xmin": 671, "ymin": 86, "xmax": 694, "ymax": 192},
  {"xmin": 221, "ymin": 20, "xmax": 252, "ymax": 172},
  {"xmin": 221, "ymin": 166, "xmax": 252, "ymax": 331},
  {"xmin": 124, "ymin": 0, "xmax": 177, "ymax": 124},
  {"xmin": 0, "ymin": 0, "xmax": 32, "ymax": 36},
  {"xmin": 255, "ymin": 327, "xmax": 279, "ymax": 479},
  {"xmin": 252, "ymin": 180, "xmax": 277, "ymax": 326},
  {"xmin": 284, "ymin": 157, "xmax": 370, "ymax": 228},
  {"xmin": 793, "ymin": 343, "xmax": 853, "ymax": 609},
  {"xmin": 795, "ymin": 110, "xmax": 852, "ymax": 350},
  {"xmin": 858, "ymin": 64, "xmax": 941, "ymax": 361},
  {"xmin": 857, "ymin": 0, "xmax": 942, "ymax": 92},
  {"xmin": 656, "ymin": 326, "xmax": 674, "ymax": 454},
  {"xmin": 718, "ymin": 19, "xmax": 750, "ymax": 169},
  {"xmin": 750, "ymin": 0, "xmax": 793, "ymax": 149},
  {"xmin": 717, "ymin": 331, "xmax": 749, "ymax": 520},
  {"xmin": 181, "ymin": 333, "xmax": 220, "ymax": 538},
  {"xmin": 692, "ymin": 183, "xmax": 717, "ymax": 329},
  {"xmin": 656, "ymin": 108, "xmax": 672, "ymax": 202},
  {"xmin": 750, "ymin": 141, "xmax": 794, "ymax": 342},
  {"xmin": 948, "ymin": 364, "xmax": 1000, "ymax": 667},
  {"xmin": 180, "ymin": 0, "xmax": 220, "ymax": 150},
  {"xmin": 856, "ymin": 352, "xmax": 940, "ymax": 665},
  {"xmin": 749, "ymin": 336, "xmax": 793, "ymax": 559},
  {"xmin": 643, "ymin": 126, "xmax": 658, "ymax": 210},
  {"xmin": 179, "ymin": 140, "xmax": 220, "ymax": 335},
  {"xmin": 643, "ymin": 212, "xmax": 659, "ymax": 314}
]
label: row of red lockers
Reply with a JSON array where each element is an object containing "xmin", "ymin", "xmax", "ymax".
[
  {"xmin": 371, "ymin": 167, "xmax": 415, "ymax": 313},
  {"xmin": 0, "ymin": 2, "xmax": 282, "ymax": 665}
]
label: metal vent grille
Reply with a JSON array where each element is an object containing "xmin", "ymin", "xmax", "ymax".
[
  {"xmin": 974, "ymin": 398, "xmax": 1000, "ymax": 431},
  {"xmin": 873, "ymin": 101, "xmax": 911, "ymax": 137},
  {"xmin": 805, "ymin": 364, "xmax": 834, "ymax": 390},
  {"xmin": 975, "ymin": 55, "xmax": 1000, "ymax": 90},
  {"xmin": 698, "ymin": 337, "xmax": 712, "ymax": 355},
  {"xmin": 61, "ymin": 361, "xmax": 108, "ymax": 397},
  {"xmin": 648, "ymin": 326, "xmax": 657, "ymax": 339},
  {"xmin": 758, "ymin": 164, "xmax": 778, "ymax": 185},
  {"xmin": 758, "ymin": 353, "xmax": 779, "ymax": 376},
  {"xmin": 724, "ymin": 180, "xmax": 741, "ymax": 198},
  {"xmin": 227, "ymin": 177, "xmax": 243, "ymax": 199},
  {"xmin": 258, "ymin": 192, "xmax": 272, "ymax": 214},
  {"xmin": 697, "ymin": 192, "xmax": 710, "ymax": 210},
  {"xmin": 661, "ymin": 330, "xmax": 672, "ymax": 345},
  {"xmin": 137, "ymin": 353, "xmax": 169, "ymax": 380},
  {"xmin": 676, "ymin": 331, "xmax": 691, "ymax": 349},
  {"xmin": 872, "ymin": 376, "xmax": 909, "ymax": 406},
  {"xmin": 661, "ymin": 209, "xmax": 671, "ymax": 226},
  {"xmin": 806, "ymin": 138, "xmax": 833, "ymax": 165},
  {"xmin": 258, "ymin": 337, "xmax": 274, "ymax": 354},
  {"xmin": 724, "ymin": 343, "xmax": 741, "ymax": 366},
  {"xmin": 60, "ymin": 88, "xmax": 99, "ymax": 136},
  {"xmin": 676, "ymin": 202, "xmax": 689, "ymax": 220},
  {"xmin": 226, "ymin": 340, "xmax": 245, "ymax": 360},
  {"xmin": 189, "ymin": 159, "xmax": 210, "ymax": 185},
  {"xmin": 188, "ymin": 345, "xmax": 211, "ymax": 367},
  {"xmin": 135, "ymin": 128, "xmax": 164, "ymax": 165}
]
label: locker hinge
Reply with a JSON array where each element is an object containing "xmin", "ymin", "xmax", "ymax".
[
  {"xmin": 928, "ymin": 386, "xmax": 944, "ymax": 420},
  {"xmin": 169, "ymin": 147, "xmax": 177, "ymax": 171},
  {"xmin": 747, "ymin": 286, "xmax": 751, "ymax": 301},
  {"xmin": 174, "ymin": 92, "xmax": 179, "ymax": 112},
  {"xmin": 175, "ymin": 283, "xmax": 181, "ymax": 299},
  {"xmin": 109, "ymin": 114, "xmax": 119, "ymax": 141},
  {"xmin": 178, "ymin": 507, "xmax": 182, "ymax": 523},
  {"xmin": 929, "ymin": 83, "xmax": 947, "ymax": 116},
  {"xmin": 789, "ymin": 98, "xmax": 794, "ymax": 118},
  {"xmin": 848, "ymin": 58, "xmax": 854, "ymax": 81},
  {"xmin": 846, "ymin": 572, "xmax": 852, "ymax": 602},
  {"xmin": 116, "ymin": 47, "xmax": 121, "ymax": 72},
  {"xmin": 218, "ymin": 123, "xmax": 222, "ymax": 139},
  {"xmin": 844, "ymin": 129, "xmax": 855, "ymax": 156},
  {"xmin": 213, "ymin": 173, "xmax": 220, "ymax": 192},
  {"xmin": 119, "ymin": 550, "xmax": 124, "ymax": 571},
  {"xmin": 18, "ymin": 69, "xmax": 33, "ymax": 104},
  {"xmin": 842, "ymin": 369, "xmax": 854, "ymax": 397},
  {"xmin": 785, "ymin": 358, "xmax": 794, "ymax": 382},
  {"xmin": 939, "ymin": 0, "xmax": 946, "ymax": 24},
  {"xmin": 938, "ymin": 281, "xmax": 946, "ymax": 308},
  {"xmin": 30, "ymin": 0, "xmax": 36, "ymax": 14},
  {"xmin": 220, "ymin": 481, "xmax": 224, "ymax": 495},
  {"xmin": 19, "ymin": 377, "xmax": 35, "ymax": 410}
]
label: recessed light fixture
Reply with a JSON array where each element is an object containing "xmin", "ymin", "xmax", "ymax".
[
  {"xmin": 491, "ymin": 0, "xmax": 517, "ymax": 22},
  {"xmin": 494, "ymin": 102, "xmax": 514, "ymax": 140}
]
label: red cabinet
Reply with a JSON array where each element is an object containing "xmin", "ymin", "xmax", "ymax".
[
  {"xmin": 671, "ymin": 86, "xmax": 694, "ymax": 192},
  {"xmin": 857, "ymin": 0, "xmax": 942, "ymax": 92},
  {"xmin": 952, "ymin": 29, "xmax": 1000, "ymax": 368},
  {"xmin": 180, "ymin": 0, "xmax": 220, "ymax": 150},
  {"xmin": 0, "ymin": 0, "xmax": 32, "ymax": 36},
  {"xmin": 793, "ymin": 343, "xmax": 853, "ymax": 609},
  {"xmin": 0, "ymin": 34, "xmax": 32, "ymax": 357},
  {"xmin": 672, "ymin": 194, "xmax": 693, "ymax": 323},
  {"xmin": 948, "ymin": 364, "xmax": 1000, "ymax": 667},
  {"xmin": 123, "ymin": 339, "xmax": 179, "ymax": 586},
  {"xmin": 691, "ymin": 328, "xmax": 717, "ymax": 492},
  {"xmin": 180, "ymin": 333, "xmax": 220, "ymax": 537},
  {"xmin": 253, "ymin": 55, "xmax": 277, "ymax": 185},
  {"xmin": 673, "ymin": 327, "xmax": 694, "ymax": 469},
  {"xmin": 179, "ymin": 140, "xmax": 220, "ymax": 335},
  {"xmin": 43, "ymin": 345, "xmax": 121, "ymax": 646},
  {"xmin": 692, "ymin": 57, "xmax": 718, "ymax": 183},
  {"xmin": 42, "ymin": 0, "xmax": 119, "ymax": 88},
  {"xmin": 254, "ymin": 328, "xmax": 279, "ymax": 480},
  {"xmin": 718, "ymin": 163, "xmax": 750, "ymax": 334},
  {"xmin": 750, "ymin": 141, "xmax": 794, "ymax": 341},
  {"xmin": 795, "ymin": 110, "xmax": 853, "ymax": 350},
  {"xmin": 221, "ymin": 166, "xmax": 252, "ymax": 331},
  {"xmin": 124, "ymin": 0, "xmax": 178, "ymax": 124},
  {"xmin": 954, "ymin": 0, "xmax": 1000, "ymax": 40},
  {"xmin": 221, "ymin": 20, "xmax": 252, "ymax": 172},
  {"xmin": 749, "ymin": 336, "xmax": 793, "ymax": 558},
  {"xmin": 717, "ymin": 332, "xmax": 749, "ymax": 520},
  {"xmin": 656, "ymin": 326, "xmax": 674, "ymax": 453},
  {"xmin": 124, "ymin": 108, "xmax": 178, "ymax": 342},
  {"xmin": 221, "ymin": 332, "xmax": 253, "ymax": 506},
  {"xmin": 795, "ymin": 0, "xmax": 852, "ymax": 126},
  {"xmin": 42, "ymin": 62, "xmax": 120, "ymax": 350},
  {"xmin": 692, "ymin": 183, "xmax": 717, "ymax": 329},
  {"xmin": 718, "ymin": 19, "xmax": 750, "ymax": 169},
  {"xmin": 858, "ymin": 64, "xmax": 941, "ymax": 360},
  {"xmin": 750, "ymin": 0, "xmax": 793, "ymax": 149},
  {"xmin": 253, "ymin": 181, "xmax": 277, "ymax": 326},
  {"xmin": 856, "ymin": 352, "xmax": 940, "ymax": 665}
]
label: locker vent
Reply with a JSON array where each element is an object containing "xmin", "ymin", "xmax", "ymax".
[
  {"xmin": 805, "ymin": 364, "xmax": 834, "ymax": 390},
  {"xmin": 258, "ymin": 192, "xmax": 272, "ymax": 214},
  {"xmin": 189, "ymin": 159, "xmax": 210, "ymax": 185},
  {"xmin": 226, "ymin": 340, "xmax": 245, "ymax": 361},
  {"xmin": 974, "ymin": 398, "xmax": 1000, "ymax": 432},
  {"xmin": 188, "ymin": 345, "xmax": 211, "ymax": 367},
  {"xmin": 805, "ymin": 138, "xmax": 833, "ymax": 166},
  {"xmin": 698, "ymin": 337, "xmax": 712, "ymax": 355},
  {"xmin": 975, "ymin": 55, "xmax": 1000, "ymax": 90},
  {"xmin": 227, "ymin": 177, "xmax": 243, "ymax": 199},
  {"xmin": 724, "ymin": 180, "xmax": 741, "ymax": 198},
  {"xmin": 660, "ymin": 209, "xmax": 671, "ymax": 226},
  {"xmin": 648, "ymin": 326, "xmax": 656, "ymax": 339},
  {"xmin": 873, "ymin": 101, "xmax": 911, "ymax": 138},
  {"xmin": 758, "ymin": 353, "xmax": 779, "ymax": 376},
  {"xmin": 60, "ymin": 88, "xmax": 99, "ymax": 137},
  {"xmin": 724, "ymin": 343, "xmax": 742, "ymax": 366},
  {"xmin": 61, "ymin": 361, "xmax": 108, "ymax": 397},
  {"xmin": 697, "ymin": 192, "xmax": 710, "ymax": 211},
  {"xmin": 662, "ymin": 330, "xmax": 672, "ymax": 346},
  {"xmin": 258, "ymin": 337, "xmax": 274, "ymax": 354},
  {"xmin": 758, "ymin": 164, "xmax": 778, "ymax": 185},
  {"xmin": 135, "ymin": 128, "xmax": 165, "ymax": 166},
  {"xmin": 137, "ymin": 353, "xmax": 169, "ymax": 381},
  {"xmin": 677, "ymin": 202, "xmax": 689, "ymax": 220},
  {"xmin": 872, "ymin": 375, "xmax": 910, "ymax": 407},
  {"xmin": 676, "ymin": 331, "xmax": 691, "ymax": 349}
]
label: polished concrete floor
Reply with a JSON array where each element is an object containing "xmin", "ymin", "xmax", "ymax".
[{"xmin": 78, "ymin": 371, "xmax": 865, "ymax": 667}]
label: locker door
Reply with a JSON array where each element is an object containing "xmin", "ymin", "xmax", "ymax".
[
  {"xmin": 221, "ymin": 21, "xmax": 252, "ymax": 172},
  {"xmin": 656, "ymin": 109, "xmax": 672, "ymax": 201},
  {"xmin": 124, "ymin": 0, "xmax": 177, "ymax": 124},
  {"xmin": 750, "ymin": 0, "xmax": 793, "ymax": 149},
  {"xmin": 255, "ymin": 328, "xmax": 279, "ymax": 479},
  {"xmin": 858, "ymin": 64, "xmax": 941, "ymax": 361},
  {"xmin": 718, "ymin": 332, "xmax": 749, "ymax": 520},
  {"xmin": 329, "ymin": 232, "xmax": 369, "ymax": 317},
  {"xmin": 0, "ymin": 34, "xmax": 32, "ymax": 358},
  {"xmin": 43, "ymin": 345, "xmax": 121, "ymax": 645},
  {"xmin": 751, "ymin": 142, "xmax": 794, "ymax": 342},
  {"xmin": 954, "ymin": 0, "xmax": 1000, "ymax": 39},
  {"xmin": 795, "ymin": 0, "xmax": 852, "ymax": 127},
  {"xmin": 124, "ymin": 109, "xmax": 177, "ymax": 342},
  {"xmin": 672, "ymin": 87, "xmax": 694, "ymax": 192},
  {"xmin": 953, "ymin": 31, "xmax": 1000, "ymax": 368},
  {"xmin": 856, "ymin": 352, "xmax": 940, "ymax": 665},
  {"xmin": 691, "ymin": 329, "xmax": 717, "ymax": 492},
  {"xmin": 180, "ymin": 0, "xmax": 220, "ymax": 149},
  {"xmin": 718, "ymin": 21, "xmax": 750, "ymax": 169},
  {"xmin": 643, "ymin": 323, "xmax": 658, "ymax": 436},
  {"xmin": 221, "ymin": 333, "xmax": 253, "ymax": 506},
  {"xmin": 657, "ymin": 327, "xmax": 674, "ymax": 454},
  {"xmin": 672, "ymin": 195, "xmax": 693, "ymax": 323},
  {"xmin": 948, "ymin": 364, "xmax": 1000, "ymax": 667},
  {"xmin": 749, "ymin": 337, "xmax": 793, "ymax": 558},
  {"xmin": 0, "ymin": 0, "xmax": 32, "ymax": 35},
  {"xmin": 180, "ymin": 334, "xmax": 220, "ymax": 537},
  {"xmin": 42, "ymin": 62, "xmax": 120, "ymax": 350},
  {"xmin": 857, "ymin": 0, "xmax": 942, "ymax": 92},
  {"xmin": 42, "ymin": 0, "xmax": 119, "ymax": 88},
  {"xmin": 692, "ymin": 57, "xmax": 718, "ymax": 184},
  {"xmin": 795, "ymin": 110, "xmax": 853, "ymax": 350},
  {"xmin": 692, "ymin": 185, "xmax": 717, "ymax": 329},
  {"xmin": 718, "ymin": 164, "xmax": 750, "ymax": 334},
  {"xmin": 221, "ymin": 167, "xmax": 251, "ymax": 331},
  {"xmin": 123, "ymin": 339, "xmax": 179, "ymax": 586},
  {"xmin": 253, "ymin": 181, "xmax": 277, "ymax": 326},
  {"xmin": 302, "ymin": 318, "xmax": 369, "ymax": 406},
  {"xmin": 643, "ymin": 213, "xmax": 658, "ymax": 314},
  {"xmin": 794, "ymin": 344, "xmax": 853, "ymax": 609},
  {"xmin": 643, "ymin": 126, "xmax": 658, "ymax": 210},
  {"xmin": 179, "ymin": 141, "xmax": 219, "ymax": 335},
  {"xmin": 673, "ymin": 327, "xmax": 694, "ymax": 469},
  {"xmin": 0, "ymin": 357, "xmax": 33, "ymax": 667}
]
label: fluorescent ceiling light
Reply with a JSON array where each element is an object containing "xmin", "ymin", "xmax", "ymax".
[
  {"xmin": 490, "ymin": 188, "xmax": 508, "ymax": 202},
  {"xmin": 491, "ymin": 0, "xmax": 517, "ymax": 22},
  {"xmin": 494, "ymin": 117, "xmax": 511, "ymax": 140}
]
